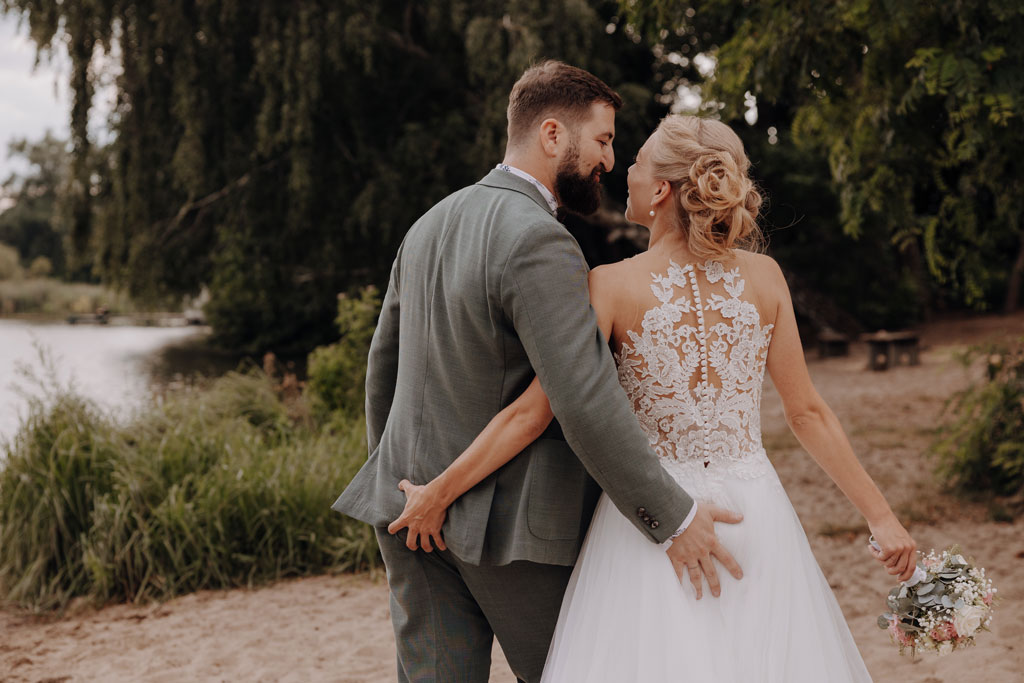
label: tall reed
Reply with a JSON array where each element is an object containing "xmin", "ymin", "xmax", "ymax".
[{"xmin": 0, "ymin": 370, "xmax": 379, "ymax": 611}]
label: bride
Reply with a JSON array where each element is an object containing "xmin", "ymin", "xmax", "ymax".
[{"xmin": 388, "ymin": 114, "xmax": 916, "ymax": 681}]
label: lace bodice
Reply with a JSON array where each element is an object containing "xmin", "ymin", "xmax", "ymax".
[{"xmin": 614, "ymin": 259, "xmax": 776, "ymax": 497}]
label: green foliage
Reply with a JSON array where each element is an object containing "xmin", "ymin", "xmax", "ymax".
[
  {"xmin": 0, "ymin": 369, "xmax": 380, "ymax": 611},
  {"xmin": 933, "ymin": 338, "xmax": 1024, "ymax": 506},
  {"xmin": 0, "ymin": 242, "xmax": 22, "ymax": 280},
  {"xmin": 624, "ymin": 0, "xmax": 1024, "ymax": 316},
  {"xmin": 2, "ymin": 0, "xmax": 677, "ymax": 352},
  {"xmin": 0, "ymin": 133, "xmax": 71, "ymax": 279},
  {"xmin": 306, "ymin": 286, "xmax": 381, "ymax": 420}
]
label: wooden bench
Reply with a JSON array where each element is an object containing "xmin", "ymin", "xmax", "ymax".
[
  {"xmin": 67, "ymin": 310, "xmax": 110, "ymax": 325},
  {"xmin": 860, "ymin": 330, "xmax": 920, "ymax": 371}
]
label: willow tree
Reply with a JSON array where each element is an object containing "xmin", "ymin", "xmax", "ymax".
[
  {"xmin": 2, "ymin": 0, "xmax": 673, "ymax": 351},
  {"xmin": 625, "ymin": 0, "xmax": 1024, "ymax": 315}
]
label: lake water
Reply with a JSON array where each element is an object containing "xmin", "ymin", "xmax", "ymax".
[{"xmin": 0, "ymin": 319, "xmax": 241, "ymax": 444}]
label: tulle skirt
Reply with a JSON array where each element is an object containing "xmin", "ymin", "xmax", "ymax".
[{"xmin": 540, "ymin": 464, "xmax": 872, "ymax": 682}]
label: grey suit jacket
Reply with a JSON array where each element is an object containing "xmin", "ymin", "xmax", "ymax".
[{"xmin": 332, "ymin": 168, "xmax": 695, "ymax": 566}]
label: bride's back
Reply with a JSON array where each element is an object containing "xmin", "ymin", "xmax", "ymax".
[{"xmin": 594, "ymin": 248, "xmax": 782, "ymax": 484}]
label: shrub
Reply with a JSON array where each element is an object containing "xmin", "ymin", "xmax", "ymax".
[
  {"xmin": 0, "ymin": 368, "xmax": 380, "ymax": 611},
  {"xmin": 933, "ymin": 338, "xmax": 1024, "ymax": 508},
  {"xmin": 0, "ymin": 242, "xmax": 23, "ymax": 280},
  {"xmin": 28, "ymin": 256, "xmax": 53, "ymax": 278},
  {"xmin": 306, "ymin": 286, "xmax": 381, "ymax": 420},
  {"xmin": 0, "ymin": 279, "xmax": 138, "ymax": 316}
]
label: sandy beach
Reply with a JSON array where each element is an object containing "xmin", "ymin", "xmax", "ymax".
[{"xmin": 3, "ymin": 313, "xmax": 1023, "ymax": 682}]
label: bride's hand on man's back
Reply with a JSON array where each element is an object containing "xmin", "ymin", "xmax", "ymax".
[
  {"xmin": 387, "ymin": 479, "xmax": 449, "ymax": 553},
  {"xmin": 666, "ymin": 503, "xmax": 744, "ymax": 599}
]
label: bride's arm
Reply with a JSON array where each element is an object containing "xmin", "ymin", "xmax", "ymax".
[
  {"xmin": 762, "ymin": 257, "xmax": 917, "ymax": 580},
  {"xmin": 388, "ymin": 268, "xmax": 618, "ymax": 552},
  {"xmin": 387, "ymin": 375, "xmax": 554, "ymax": 551}
]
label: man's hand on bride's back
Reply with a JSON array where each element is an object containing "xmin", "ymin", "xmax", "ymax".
[
  {"xmin": 387, "ymin": 480, "xmax": 449, "ymax": 552},
  {"xmin": 666, "ymin": 504, "xmax": 744, "ymax": 599}
]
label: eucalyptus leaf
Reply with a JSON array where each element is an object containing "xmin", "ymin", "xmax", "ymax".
[
  {"xmin": 942, "ymin": 595, "xmax": 954, "ymax": 609},
  {"xmin": 917, "ymin": 583, "xmax": 935, "ymax": 595},
  {"xmin": 878, "ymin": 614, "xmax": 892, "ymax": 630}
]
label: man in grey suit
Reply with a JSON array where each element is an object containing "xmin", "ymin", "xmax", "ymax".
[{"xmin": 332, "ymin": 61, "xmax": 742, "ymax": 682}]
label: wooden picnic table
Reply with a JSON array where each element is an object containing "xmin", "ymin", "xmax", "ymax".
[{"xmin": 859, "ymin": 330, "xmax": 920, "ymax": 371}]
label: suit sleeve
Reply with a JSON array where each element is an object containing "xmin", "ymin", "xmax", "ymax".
[
  {"xmin": 365, "ymin": 249, "xmax": 402, "ymax": 455},
  {"xmin": 500, "ymin": 220, "xmax": 695, "ymax": 543}
]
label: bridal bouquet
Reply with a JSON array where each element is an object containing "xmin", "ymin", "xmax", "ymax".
[{"xmin": 877, "ymin": 545, "xmax": 996, "ymax": 656}]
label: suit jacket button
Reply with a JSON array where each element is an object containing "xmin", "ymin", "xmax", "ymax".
[
  {"xmin": 651, "ymin": 521, "xmax": 660, "ymax": 529},
  {"xmin": 637, "ymin": 507, "xmax": 646, "ymax": 517}
]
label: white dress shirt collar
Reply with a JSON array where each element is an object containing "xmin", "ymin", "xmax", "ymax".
[{"xmin": 495, "ymin": 163, "xmax": 558, "ymax": 213}]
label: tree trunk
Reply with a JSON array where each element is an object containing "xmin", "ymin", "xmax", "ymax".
[{"xmin": 1006, "ymin": 229, "xmax": 1024, "ymax": 313}]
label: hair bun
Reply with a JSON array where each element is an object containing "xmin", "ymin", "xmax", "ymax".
[
  {"xmin": 684, "ymin": 152, "xmax": 744, "ymax": 210},
  {"xmin": 647, "ymin": 116, "xmax": 763, "ymax": 260}
]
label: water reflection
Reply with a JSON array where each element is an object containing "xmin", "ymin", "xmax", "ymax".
[{"xmin": 0, "ymin": 319, "xmax": 250, "ymax": 443}]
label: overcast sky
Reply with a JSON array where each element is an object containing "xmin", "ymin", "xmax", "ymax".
[{"xmin": 0, "ymin": 12, "xmax": 71, "ymax": 182}]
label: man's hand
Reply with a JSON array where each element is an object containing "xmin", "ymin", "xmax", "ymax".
[
  {"xmin": 387, "ymin": 480, "xmax": 449, "ymax": 552},
  {"xmin": 665, "ymin": 503, "xmax": 744, "ymax": 599}
]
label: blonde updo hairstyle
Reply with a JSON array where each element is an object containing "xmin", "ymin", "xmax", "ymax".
[{"xmin": 648, "ymin": 115, "xmax": 763, "ymax": 261}]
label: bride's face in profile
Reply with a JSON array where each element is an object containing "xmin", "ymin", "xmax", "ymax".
[{"xmin": 625, "ymin": 133, "xmax": 660, "ymax": 226}]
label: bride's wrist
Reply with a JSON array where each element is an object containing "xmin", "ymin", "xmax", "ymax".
[
  {"xmin": 864, "ymin": 507, "xmax": 897, "ymax": 528},
  {"xmin": 428, "ymin": 475, "xmax": 458, "ymax": 508}
]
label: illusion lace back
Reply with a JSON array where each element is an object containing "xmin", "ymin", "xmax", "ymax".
[{"xmin": 614, "ymin": 259, "xmax": 775, "ymax": 500}]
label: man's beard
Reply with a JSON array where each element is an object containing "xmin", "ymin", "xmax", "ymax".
[{"xmin": 554, "ymin": 142, "xmax": 603, "ymax": 215}]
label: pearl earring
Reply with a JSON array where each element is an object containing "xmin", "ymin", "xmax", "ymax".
[{"xmin": 649, "ymin": 209, "xmax": 655, "ymax": 217}]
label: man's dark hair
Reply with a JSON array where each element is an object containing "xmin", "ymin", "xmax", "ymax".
[{"xmin": 506, "ymin": 60, "xmax": 623, "ymax": 146}]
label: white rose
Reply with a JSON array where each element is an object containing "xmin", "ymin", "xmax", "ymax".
[
  {"xmin": 953, "ymin": 605, "xmax": 987, "ymax": 638},
  {"xmin": 938, "ymin": 641, "xmax": 954, "ymax": 657}
]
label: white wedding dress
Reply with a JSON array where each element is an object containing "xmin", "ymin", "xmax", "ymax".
[{"xmin": 540, "ymin": 259, "xmax": 872, "ymax": 682}]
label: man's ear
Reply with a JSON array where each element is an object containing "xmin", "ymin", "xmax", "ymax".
[{"xmin": 539, "ymin": 118, "xmax": 562, "ymax": 158}]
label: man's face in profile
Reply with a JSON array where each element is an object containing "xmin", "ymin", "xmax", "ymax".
[{"xmin": 555, "ymin": 102, "xmax": 615, "ymax": 215}]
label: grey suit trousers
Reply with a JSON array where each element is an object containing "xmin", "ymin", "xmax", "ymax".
[{"xmin": 376, "ymin": 527, "xmax": 572, "ymax": 683}]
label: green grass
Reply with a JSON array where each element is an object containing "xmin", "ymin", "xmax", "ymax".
[
  {"xmin": 0, "ymin": 277, "xmax": 140, "ymax": 316},
  {"xmin": 0, "ymin": 369, "xmax": 379, "ymax": 612}
]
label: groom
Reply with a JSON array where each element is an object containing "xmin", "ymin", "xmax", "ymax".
[{"xmin": 332, "ymin": 61, "xmax": 742, "ymax": 682}]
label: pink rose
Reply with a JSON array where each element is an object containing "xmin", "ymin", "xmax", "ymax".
[
  {"xmin": 929, "ymin": 621, "xmax": 958, "ymax": 642},
  {"xmin": 889, "ymin": 620, "xmax": 915, "ymax": 647}
]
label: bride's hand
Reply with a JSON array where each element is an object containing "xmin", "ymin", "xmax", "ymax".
[
  {"xmin": 387, "ymin": 479, "xmax": 449, "ymax": 552},
  {"xmin": 867, "ymin": 514, "xmax": 917, "ymax": 582}
]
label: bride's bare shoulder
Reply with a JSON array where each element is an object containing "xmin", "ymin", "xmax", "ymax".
[
  {"xmin": 733, "ymin": 250, "xmax": 790, "ymax": 326},
  {"xmin": 589, "ymin": 254, "xmax": 659, "ymax": 310},
  {"xmin": 736, "ymin": 250, "xmax": 785, "ymax": 286},
  {"xmin": 589, "ymin": 253, "xmax": 654, "ymax": 289}
]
